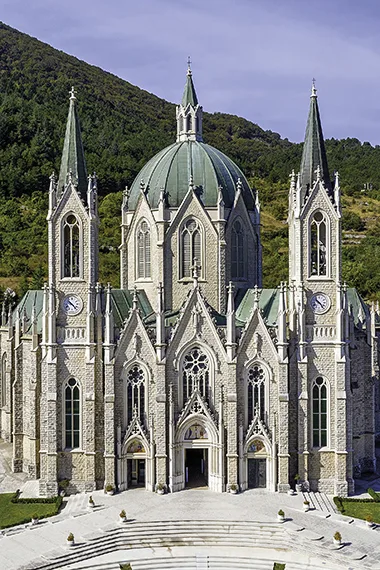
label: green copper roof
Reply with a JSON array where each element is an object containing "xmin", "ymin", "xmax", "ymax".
[
  {"xmin": 111, "ymin": 289, "xmax": 153, "ymax": 329},
  {"xmin": 12, "ymin": 290, "xmax": 44, "ymax": 334},
  {"xmin": 128, "ymin": 140, "xmax": 255, "ymax": 210},
  {"xmin": 182, "ymin": 70, "xmax": 198, "ymax": 107},
  {"xmin": 58, "ymin": 90, "xmax": 88, "ymax": 199},
  {"xmin": 300, "ymin": 86, "xmax": 331, "ymax": 194},
  {"xmin": 236, "ymin": 288, "xmax": 279, "ymax": 327}
]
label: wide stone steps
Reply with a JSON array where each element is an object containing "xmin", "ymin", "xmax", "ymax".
[{"xmin": 20, "ymin": 520, "xmax": 292, "ymax": 570}]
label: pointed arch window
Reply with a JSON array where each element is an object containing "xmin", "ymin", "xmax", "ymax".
[
  {"xmin": 1, "ymin": 354, "xmax": 6, "ymax": 407},
  {"xmin": 310, "ymin": 211, "xmax": 327, "ymax": 276},
  {"xmin": 186, "ymin": 114, "xmax": 192, "ymax": 131},
  {"xmin": 181, "ymin": 218, "xmax": 202, "ymax": 278},
  {"xmin": 126, "ymin": 365, "xmax": 146, "ymax": 426},
  {"xmin": 312, "ymin": 377, "xmax": 328, "ymax": 447},
  {"xmin": 231, "ymin": 219, "xmax": 246, "ymax": 279},
  {"xmin": 63, "ymin": 214, "xmax": 81, "ymax": 278},
  {"xmin": 182, "ymin": 347, "xmax": 210, "ymax": 403},
  {"xmin": 247, "ymin": 364, "xmax": 266, "ymax": 424},
  {"xmin": 136, "ymin": 220, "xmax": 151, "ymax": 279},
  {"xmin": 64, "ymin": 378, "xmax": 80, "ymax": 449}
]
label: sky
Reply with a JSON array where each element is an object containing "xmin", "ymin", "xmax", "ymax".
[{"xmin": 2, "ymin": 0, "xmax": 380, "ymax": 144}]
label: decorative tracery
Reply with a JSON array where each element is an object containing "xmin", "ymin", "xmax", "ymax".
[
  {"xmin": 136, "ymin": 220, "xmax": 151, "ymax": 279},
  {"xmin": 231, "ymin": 219, "xmax": 246, "ymax": 279},
  {"xmin": 63, "ymin": 214, "xmax": 80, "ymax": 278},
  {"xmin": 182, "ymin": 347, "xmax": 210, "ymax": 402},
  {"xmin": 181, "ymin": 218, "xmax": 202, "ymax": 278},
  {"xmin": 127, "ymin": 365, "xmax": 145, "ymax": 426},
  {"xmin": 310, "ymin": 211, "xmax": 327, "ymax": 276},
  {"xmin": 247, "ymin": 364, "xmax": 266, "ymax": 424},
  {"xmin": 64, "ymin": 378, "xmax": 80, "ymax": 449},
  {"xmin": 312, "ymin": 377, "xmax": 328, "ymax": 447}
]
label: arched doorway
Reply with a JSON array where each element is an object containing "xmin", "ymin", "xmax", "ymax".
[
  {"xmin": 173, "ymin": 414, "xmax": 222, "ymax": 492},
  {"xmin": 119, "ymin": 436, "xmax": 151, "ymax": 491},
  {"xmin": 243, "ymin": 436, "xmax": 275, "ymax": 491}
]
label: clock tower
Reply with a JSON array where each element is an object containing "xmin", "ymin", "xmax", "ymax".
[
  {"xmin": 288, "ymin": 83, "xmax": 354, "ymax": 496},
  {"xmin": 39, "ymin": 88, "xmax": 101, "ymax": 496}
]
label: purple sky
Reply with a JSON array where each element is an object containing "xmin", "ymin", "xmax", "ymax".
[{"xmin": 2, "ymin": 0, "xmax": 380, "ymax": 144}]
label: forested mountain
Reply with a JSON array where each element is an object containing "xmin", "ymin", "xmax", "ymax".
[{"xmin": 1, "ymin": 22, "xmax": 380, "ymax": 300}]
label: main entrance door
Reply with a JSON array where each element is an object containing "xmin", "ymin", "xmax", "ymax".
[
  {"xmin": 127, "ymin": 459, "xmax": 145, "ymax": 487},
  {"xmin": 185, "ymin": 449, "xmax": 208, "ymax": 488},
  {"xmin": 248, "ymin": 458, "xmax": 266, "ymax": 488}
]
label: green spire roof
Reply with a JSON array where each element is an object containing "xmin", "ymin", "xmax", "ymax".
[
  {"xmin": 181, "ymin": 66, "xmax": 198, "ymax": 107},
  {"xmin": 300, "ymin": 82, "xmax": 331, "ymax": 192},
  {"xmin": 58, "ymin": 87, "xmax": 87, "ymax": 198}
]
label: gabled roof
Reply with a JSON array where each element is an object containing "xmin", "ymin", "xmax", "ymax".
[
  {"xmin": 236, "ymin": 288, "xmax": 279, "ymax": 327},
  {"xmin": 57, "ymin": 88, "xmax": 87, "ymax": 200},
  {"xmin": 111, "ymin": 289, "xmax": 153, "ymax": 329}
]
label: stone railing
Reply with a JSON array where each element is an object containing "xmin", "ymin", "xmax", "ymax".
[
  {"xmin": 57, "ymin": 327, "xmax": 86, "ymax": 344},
  {"xmin": 306, "ymin": 325, "xmax": 336, "ymax": 341}
]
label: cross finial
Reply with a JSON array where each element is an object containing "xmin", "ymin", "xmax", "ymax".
[
  {"xmin": 187, "ymin": 55, "xmax": 192, "ymax": 75},
  {"xmin": 69, "ymin": 86, "xmax": 77, "ymax": 101},
  {"xmin": 311, "ymin": 78, "xmax": 317, "ymax": 97}
]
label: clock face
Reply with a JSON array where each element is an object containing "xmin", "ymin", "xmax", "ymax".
[
  {"xmin": 310, "ymin": 293, "xmax": 330, "ymax": 314},
  {"xmin": 62, "ymin": 294, "xmax": 83, "ymax": 316}
]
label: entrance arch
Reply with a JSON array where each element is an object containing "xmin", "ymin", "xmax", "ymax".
[
  {"xmin": 173, "ymin": 414, "xmax": 222, "ymax": 493},
  {"xmin": 243, "ymin": 436, "xmax": 276, "ymax": 491},
  {"xmin": 119, "ymin": 435, "xmax": 152, "ymax": 491}
]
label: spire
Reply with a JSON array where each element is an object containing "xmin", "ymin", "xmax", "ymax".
[
  {"xmin": 57, "ymin": 86, "xmax": 88, "ymax": 199},
  {"xmin": 176, "ymin": 61, "xmax": 203, "ymax": 142},
  {"xmin": 299, "ymin": 80, "xmax": 331, "ymax": 200},
  {"xmin": 181, "ymin": 57, "xmax": 198, "ymax": 107}
]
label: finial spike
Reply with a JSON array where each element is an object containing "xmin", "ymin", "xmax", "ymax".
[
  {"xmin": 311, "ymin": 78, "xmax": 317, "ymax": 98},
  {"xmin": 69, "ymin": 86, "xmax": 77, "ymax": 101},
  {"xmin": 187, "ymin": 55, "xmax": 192, "ymax": 75}
]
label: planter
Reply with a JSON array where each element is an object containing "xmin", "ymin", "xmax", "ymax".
[
  {"xmin": 106, "ymin": 490, "xmax": 114, "ymax": 496},
  {"xmin": 119, "ymin": 515, "xmax": 127, "ymax": 523},
  {"xmin": 31, "ymin": 518, "xmax": 38, "ymax": 526},
  {"xmin": 295, "ymin": 483, "xmax": 303, "ymax": 493},
  {"xmin": 287, "ymin": 489, "xmax": 295, "ymax": 496},
  {"xmin": 88, "ymin": 502, "xmax": 95, "ymax": 509},
  {"xmin": 333, "ymin": 539, "xmax": 341, "ymax": 548},
  {"xmin": 277, "ymin": 514, "xmax": 285, "ymax": 523},
  {"xmin": 157, "ymin": 489, "xmax": 164, "ymax": 495},
  {"xmin": 366, "ymin": 520, "xmax": 373, "ymax": 528},
  {"xmin": 67, "ymin": 540, "xmax": 75, "ymax": 547},
  {"xmin": 303, "ymin": 504, "xmax": 310, "ymax": 512}
]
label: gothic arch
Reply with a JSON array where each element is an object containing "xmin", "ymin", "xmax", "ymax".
[
  {"xmin": 308, "ymin": 209, "xmax": 330, "ymax": 278},
  {"xmin": 60, "ymin": 211, "xmax": 83, "ymax": 279},
  {"xmin": 121, "ymin": 359, "xmax": 150, "ymax": 430},
  {"xmin": 231, "ymin": 216, "xmax": 247, "ymax": 280},
  {"xmin": 175, "ymin": 341, "xmax": 216, "ymax": 409},
  {"xmin": 135, "ymin": 218, "xmax": 151, "ymax": 280},
  {"xmin": 62, "ymin": 377, "xmax": 82, "ymax": 450},
  {"xmin": 311, "ymin": 375, "xmax": 330, "ymax": 448},
  {"xmin": 178, "ymin": 216, "xmax": 204, "ymax": 279},
  {"xmin": 176, "ymin": 412, "xmax": 218, "ymax": 443},
  {"xmin": 243, "ymin": 357, "xmax": 272, "ymax": 428}
]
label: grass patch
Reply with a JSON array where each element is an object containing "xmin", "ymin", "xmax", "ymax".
[
  {"xmin": 334, "ymin": 496, "xmax": 380, "ymax": 523},
  {"xmin": 0, "ymin": 492, "xmax": 62, "ymax": 529}
]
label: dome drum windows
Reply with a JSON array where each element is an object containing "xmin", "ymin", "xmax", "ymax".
[
  {"xmin": 310, "ymin": 211, "xmax": 328, "ymax": 277},
  {"xmin": 312, "ymin": 377, "xmax": 328, "ymax": 448},
  {"xmin": 126, "ymin": 365, "xmax": 146, "ymax": 427},
  {"xmin": 136, "ymin": 220, "xmax": 151, "ymax": 279},
  {"xmin": 180, "ymin": 218, "xmax": 202, "ymax": 279},
  {"xmin": 64, "ymin": 378, "xmax": 80, "ymax": 449},
  {"xmin": 231, "ymin": 219, "xmax": 246, "ymax": 280},
  {"xmin": 247, "ymin": 364, "xmax": 266, "ymax": 425},
  {"xmin": 62, "ymin": 214, "xmax": 81, "ymax": 279}
]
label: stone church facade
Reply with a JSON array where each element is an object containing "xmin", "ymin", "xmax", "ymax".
[{"xmin": 0, "ymin": 71, "xmax": 377, "ymax": 497}]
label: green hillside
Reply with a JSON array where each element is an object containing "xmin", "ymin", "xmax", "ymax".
[{"xmin": 0, "ymin": 22, "xmax": 380, "ymax": 300}]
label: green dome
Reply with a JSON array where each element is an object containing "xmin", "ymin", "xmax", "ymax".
[{"xmin": 128, "ymin": 141, "xmax": 255, "ymax": 210}]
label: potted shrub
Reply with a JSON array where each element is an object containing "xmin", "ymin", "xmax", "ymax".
[
  {"xmin": 333, "ymin": 531, "xmax": 341, "ymax": 547},
  {"xmin": 58, "ymin": 479, "xmax": 70, "ymax": 497},
  {"xmin": 303, "ymin": 500, "xmax": 310, "ymax": 512},
  {"xmin": 287, "ymin": 488, "xmax": 295, "ymax": 496},
  {"xmin": 230, "ymin": 484, "xmax": 238, "ymax": 495},
  {"xmin": 294, "ymin": 474, "xmax": 302, "ymax": 493},
  {"xmin": 88, "ymin": 495, "xmax": 95, "ymax": 508},
  {"xmin": 66, "ymin": 532, "xmax": 75, "ymax": 547},
  {"xmin": 31, "ymin": 514, "xmax": 39, "ymax": 526},
  {"xmin": 366, "ymin": 515, "xmax": 373, "ymax": 528},
  {"xmin": 277, "ymin": 509, "xmax": 285, "ymax": 523},
  {"xmin": 119, "ymin": 509, "xmax": 127, "ymax": 523},
  {"xmin": 105, "ymin": 484, "xmax": 115, "ymax": 496},
  {"xmin": 156, "ymin": 483, "xmax": 165, "ymax": 495}
]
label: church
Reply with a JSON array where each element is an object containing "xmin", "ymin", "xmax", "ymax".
[{"xmin": 0, "ymin": 67, "xmax": 377, "ymax": 497}]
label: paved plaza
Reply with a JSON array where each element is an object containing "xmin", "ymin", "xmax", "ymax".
[{"xmin": 1, "ymin": 441, "xmax": 380, "ymax": 569}]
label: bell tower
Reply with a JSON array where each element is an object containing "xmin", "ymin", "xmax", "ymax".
[{"xmin": 40, "ymin": 87, "xmax": 100, "ymax": 496}]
